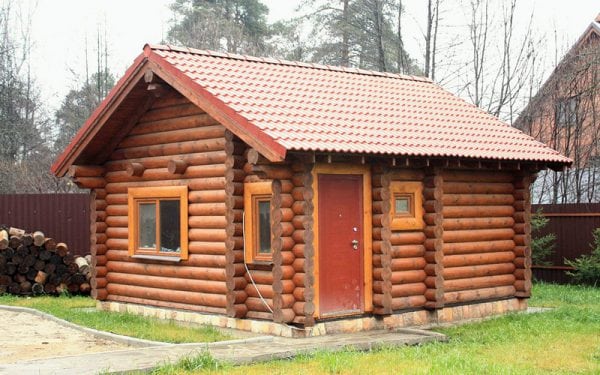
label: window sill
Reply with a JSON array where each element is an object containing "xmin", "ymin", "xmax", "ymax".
[
  {"xmin": 131, "ymin": 254, "xmax": 182, "ymax": 262},
  {"xmin": 249, "ymin": 260, "xmax": 273, "ymax": 265},
  {"xmin": 245, "ymin": 260, "xmax": 274, "ymax": 271}
]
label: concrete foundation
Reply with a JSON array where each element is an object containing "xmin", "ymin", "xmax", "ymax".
[{"xmin": 97, "ymin": 297, "xmax": 527, "ymax": 338}]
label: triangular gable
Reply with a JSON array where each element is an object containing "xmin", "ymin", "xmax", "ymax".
[{"xmin": 52, "ymin": 45, "xmax": 286, "ymax": 177}]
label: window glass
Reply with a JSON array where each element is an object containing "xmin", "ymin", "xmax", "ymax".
[
  {"xmin": 395, "ymin": 197, "xmax": 410, "ymax": 214},
  {"xmin": 160, "ymin": 200, "xmax": 181, "ymax": 253},
  {"xmin": 257, "ymin": 199, "xmax": 271, "ymax": 254},
  {"xmin": 556, "ymin": 96, "xmax": 578, "ymax": 126},
  {"xmin": 139, "ymin": 202, "xmax": 156, "ymax": 248}
]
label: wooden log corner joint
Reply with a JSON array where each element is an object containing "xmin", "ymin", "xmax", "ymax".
[{"xmin": 49, "ymin": 43, "xmax": 571, "ymax": 336}]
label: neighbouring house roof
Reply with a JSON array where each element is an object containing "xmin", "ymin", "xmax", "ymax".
[
  {"xmin": 575, "ymin": 13, "xmax": 600, "ymax": 48},
  {"xmin": 52, "ymin": 44, "xmax": 571, "ymax": 177},
  {"xmin": 514, "ymin": 14, "xmax": 600, "ymax": 134}
]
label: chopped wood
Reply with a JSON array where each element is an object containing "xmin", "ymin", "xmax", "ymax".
[
  {"xmin": 32, "ymin": 231, "xmax": 45, "ymax": 247},
  {"xmin": 56, "ymin": 243, "xmax": 68, "ymax": 257},
  {"xmin": 8, "ymin": 227, "xmax": 25, "ymax": 237},
  {"xmin": 32, "ymin": 282, "xmax": 44, "ymax": 295},
  {"xmin": 0, "ymin": 230, "xmax": 8, "ymax": 250},
  {"xmin": 43, "ymin": 238, "xmax": 57, "ymax": 252},
  {"xmin": 8, "ymin": 236, "xmax": 22, "ymax": 250},
  {"xmin": 0, "ymin": 226, "xmax": 91, "ymax": 297},
  {"xmin": 75, "ymin": 257, "xmax": 90, "ymax": 274},
  {"xmin": 22, "ymin": 234, "xmax": 33, "ymax": 246}
]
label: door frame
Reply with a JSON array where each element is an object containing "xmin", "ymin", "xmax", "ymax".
[{"xmin": 312, "ymin": 163, "xmax": 373, "ymax": 318}]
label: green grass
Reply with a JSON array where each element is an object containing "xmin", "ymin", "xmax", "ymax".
[
  {"xmin": 0, "ymin": 294, "xmax": 231, "ymax": 343},
  {"xmin": 151, "ymin": 283, "xmax": 600, "ymax": 374}
]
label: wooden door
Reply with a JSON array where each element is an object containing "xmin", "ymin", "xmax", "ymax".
[{"xmin": 318, "ymin": 174, "xmax": 364, "ymax": 317}]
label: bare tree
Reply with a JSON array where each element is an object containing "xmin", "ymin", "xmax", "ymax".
[
  {"xmin": 0, "ymin": 1, "xmax": 57, "ymax": 193},
  {"xmin": 424, "ymin": 0, "xmax": 441, "ymax": 79},
  {"xmin": 517, "ymin": 32, "xmax": 600, "ymax": 203},
  {"xmin": 457, "ymin": 0, "xmax": 540, "ymax": 122}
]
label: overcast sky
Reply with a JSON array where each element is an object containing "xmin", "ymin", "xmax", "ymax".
[{"xmin": 26, "ymin": 0, "xmax": 600, "ymax": 112}]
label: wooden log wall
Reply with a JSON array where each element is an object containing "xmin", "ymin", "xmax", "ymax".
[
  {"xmin": 240, "ymin": 159, "xmax": 273, "ymax": 321},
  {"xmin": 440, "ymin": 170, "xmax": 517, "ymax": 304},
  {"xmin": 372, "ymin": 166, "xmax": 392, "ymax": 314},
  {"xmin": 272, "ymin": 177, "xmax": 296, "ymax": 323},
  {"xmin": 90, "ymin": 188, "xmax": 108, "ymax": 300},
  {"xmin": 513, "ymin": 173, "xmax": 533, "ymax": 297},
  {"xmin": 424, "ymin": 168, "xmax": 444, "ymax": 309},
  {"xmin": 102, "ymin": 92, "xmax": 229, "ymax": 314},
  {"xmin": 225, "ymin": 132, "xmax": 247, "ymax": 318},
  {"xmin": 301, "ymin": 167, "xmax": 316, "ymax": 326},
  {"xmin": 290, "ymin": 164, "xmax": 313, "ymax": 325},
  {"xmin": 239, "ymin": 157, "xmax": 299, "ymax": 322},
  {"xmin": 389, "ymin": 169, "xmax": 428, "ymax": 311}
]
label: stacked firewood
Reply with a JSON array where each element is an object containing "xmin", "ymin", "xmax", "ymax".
[{"xmin": 0, "ymin": 226, "xmax": 91, "ymax": 296}]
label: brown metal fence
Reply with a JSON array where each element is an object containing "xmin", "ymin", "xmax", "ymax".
[
  {"xmin": 0, "ymin": 193, "xmax": 91, "ymax": 256},
  {"xmin": 532, "ymin": 203, "xmax": 600, "ymax": 283}
]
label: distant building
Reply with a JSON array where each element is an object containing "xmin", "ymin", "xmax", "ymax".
[{"xmin": 515, "ymin": 14, "xmax": 600, "ymax": 203}]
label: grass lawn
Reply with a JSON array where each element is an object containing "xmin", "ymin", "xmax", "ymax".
[
  {"xmin": 0, "ymin": 295, "xmax": 231, "ymax": 343},
  {"xmin": 152, "ymin": 283, "xmax": 600, "ymax": 374}
]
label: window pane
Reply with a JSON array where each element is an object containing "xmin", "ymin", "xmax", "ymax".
[
  {"xmin": 160, "ymin": 200, "xmax": 181, "ymax": 253},
  {"xmin": 395, "ymin": 197, "xmax": 409, "ymax": 214},
  {"xmin": 139, "ymin": 203, "xmax": 156, "ymax": 248},
  {"xmin": 257, "ymin": 200, "xmax": 271, "ymax": 254}
]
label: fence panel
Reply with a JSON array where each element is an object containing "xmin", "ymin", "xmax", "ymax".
[
  {"xmin": 532, "ymin": 203, "xmax": 600, "ymax": 283},
  {"xmin": 0, "ymin": 193, "xmax": 91, "ymax": 256}
]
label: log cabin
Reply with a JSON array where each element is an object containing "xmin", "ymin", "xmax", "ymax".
[{"xmin": 52, "ymin": 44, "xmax": 571, "ymax": 336}]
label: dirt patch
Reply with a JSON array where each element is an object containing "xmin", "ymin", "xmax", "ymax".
[{"xmin": 0, "ymin": 310, "xmax": 130, "ymax": 364}]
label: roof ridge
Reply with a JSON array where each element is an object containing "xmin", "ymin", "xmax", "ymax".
[{"xmin": 146, "ymin": 43, "xmax": 433, "ymax": 84}]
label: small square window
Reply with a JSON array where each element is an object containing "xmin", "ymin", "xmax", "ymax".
[
  {"xmin": 393, "ymin": 194, "xmax": 413, "ymax": 217},
  {"xmin": 244, "ymin": 182, "xmax": 273, "ymax": 263},
  {"xmin": 390, "ymin": 181, "xmax": 424, "ymax": 231},
  {"xmin": 128, "ymin": 186, "xmax": 188, "ymax": 259}
]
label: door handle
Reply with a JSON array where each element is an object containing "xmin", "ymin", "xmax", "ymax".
[{"xmin": 351, "ymin": 240, "xmax": 359, "ymax": 250}]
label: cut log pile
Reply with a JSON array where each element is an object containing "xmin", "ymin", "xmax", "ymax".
[{"xmin": 0, "ymin": 226, "xmax": 91, "ymax": 296}]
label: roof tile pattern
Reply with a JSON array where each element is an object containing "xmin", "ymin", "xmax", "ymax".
[{"xmin": 150, "ymin": 45, "xmax": 570, "ymax": 164}]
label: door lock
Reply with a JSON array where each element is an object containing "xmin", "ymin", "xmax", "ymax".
[{"xmin": 351, "ymin": 240, "xmax": 359, "ymax": 250}]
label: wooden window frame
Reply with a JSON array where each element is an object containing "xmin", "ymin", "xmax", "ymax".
[
  {"xmin": 128, "ymin": 186, "xmax": 188, "ymax": 260},
  {"xmin": 390, "ymin": 181, "xmax": 425, "ymax": 231},
  {"xmin": 244, "ymin": 181, "xmax": 273, "ymax": 264}
]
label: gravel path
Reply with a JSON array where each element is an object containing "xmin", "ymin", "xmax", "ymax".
[{"xmin": 0, "ymin": 310, "xmax": 130, "ymax": 364}]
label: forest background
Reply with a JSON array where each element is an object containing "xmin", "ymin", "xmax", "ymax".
[{"xmin": 0, "ymin": 0, "xmax": 596, "ymax": 202}]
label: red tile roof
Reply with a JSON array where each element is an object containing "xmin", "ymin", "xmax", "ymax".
[
  {"xmin": 51, "ymin": 44, "xmax": 571, "ymax": 176},
  {"xmin": 147, "ymin": 44, "xmax": 570, "ymax": 165}
]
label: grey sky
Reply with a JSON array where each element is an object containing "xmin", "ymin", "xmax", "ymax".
[{"xmin": 26, "ymin": 0, "xmax": 599, "ymax": 112}]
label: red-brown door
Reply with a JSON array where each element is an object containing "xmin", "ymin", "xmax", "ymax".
[{"xmin": 318, "ymin": 174, "xmax": 364, "ymax": 317}]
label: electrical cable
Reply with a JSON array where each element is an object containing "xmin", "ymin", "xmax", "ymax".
[{"xmin": 242, "ymin": 210, "xmax": 308, "ymax": 332}]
